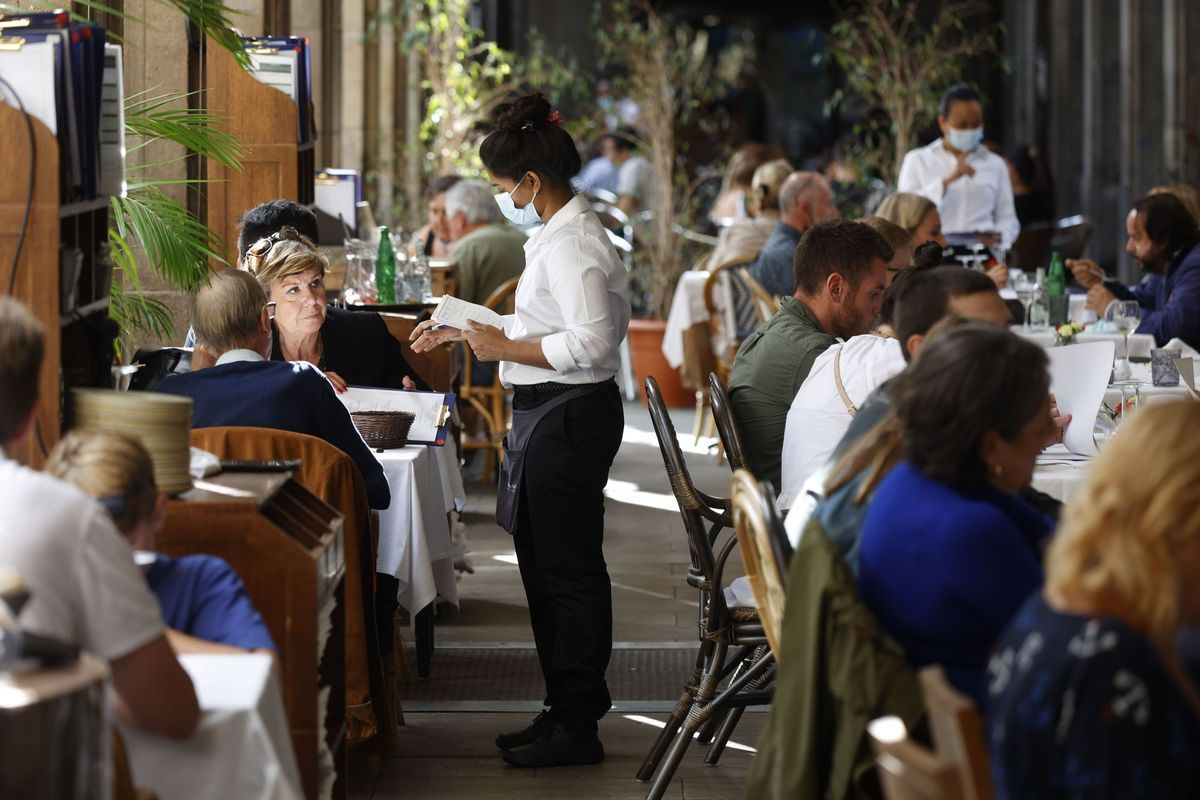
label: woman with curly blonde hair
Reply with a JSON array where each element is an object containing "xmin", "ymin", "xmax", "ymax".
[{"xmin": 986, "ymin": 400, "xmax": 1200, "ymax": 799}]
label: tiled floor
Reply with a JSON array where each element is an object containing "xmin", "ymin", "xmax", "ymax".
[{"xmin": 350, "ymin": 399, "xmax": 759, "ymax": 799}]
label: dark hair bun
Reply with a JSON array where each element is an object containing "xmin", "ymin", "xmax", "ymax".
[{"xmin": 496, "ymin": 93, "xmax": 553, "ymax": 133}]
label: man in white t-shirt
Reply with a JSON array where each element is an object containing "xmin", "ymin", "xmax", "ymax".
[
  {"xmin": 0, "ymin": 297, "xmax": 198, "ymax": 738},
  {"xmin": 779, "ymin": 266, "xmax": 1010, "ymax": 508}
]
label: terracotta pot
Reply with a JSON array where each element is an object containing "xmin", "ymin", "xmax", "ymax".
[{"xmin": 627, "ymin": 318, "xmax": 694, "ymax": 408}]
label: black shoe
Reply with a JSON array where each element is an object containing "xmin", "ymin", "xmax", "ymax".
[
  {"xmin": 494, "ymin": 711, "xmax": 552, "ymax": 750},
  {"xmin": 502, "ymin": 720, "xmax": 605, "ymax": 768}
]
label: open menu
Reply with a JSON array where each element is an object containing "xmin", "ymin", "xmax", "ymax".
[
  {"xmin": 337, "ymin": 387, "xmax": 455, "ymax": 446},
  {"xmin": 430, "ymin": 294, "xmax": 504, "ymax": 330},
  {"xmin": 1045, "ymin": 340, "xmax": 1116, "ymax": 456}
]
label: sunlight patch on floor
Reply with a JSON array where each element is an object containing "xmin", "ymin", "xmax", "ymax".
[
  {"xmin": 622, "ymin": 714, "xmax": 757, "ymax": 753},
  {"xmin": 604, "ymin": 479, "xmax": 680, "ymax": 512},
  {"xmin": 621, "ymin": 425, "xmax": 719, "ymax": 457}
]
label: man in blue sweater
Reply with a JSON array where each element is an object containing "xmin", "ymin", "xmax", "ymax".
[
  {"xmin": 157, "ymin": 269, "xmax": 390, "ymax": 509},
  {"xmin": 1069, "ymin": 192, "xmax": 1200, "ymax": 348}
]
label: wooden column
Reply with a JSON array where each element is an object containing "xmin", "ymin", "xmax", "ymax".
[{"xmin": 0, "ymin": 105, "xmax": 60, "ymax": 468}]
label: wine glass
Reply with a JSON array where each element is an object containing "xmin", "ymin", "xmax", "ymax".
[
  {"xmin": 1106, "ymin": 300, "xmax": 1141, "ymax": 382},
  {"xmin": 1012, "ymin": 271, "xmax": 1038, "ymax": 329}
]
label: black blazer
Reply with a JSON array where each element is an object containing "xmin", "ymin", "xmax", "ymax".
[{"xmin": 272, "ymin": 306, "xmax": 430, "ymax": 391}]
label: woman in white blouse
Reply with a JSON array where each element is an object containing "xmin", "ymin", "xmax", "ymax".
[
  {"xmin": 896, "ymin": 83, "xmax": 1020, "ymax": 250},
  {"xmin": 411, "ymin": 93, "xmax": 630, "ymax": 769}
]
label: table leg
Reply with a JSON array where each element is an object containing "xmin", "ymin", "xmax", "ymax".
[{"xmin": 415, "ymin": 602, "xmax": 435, "ymax": 678}]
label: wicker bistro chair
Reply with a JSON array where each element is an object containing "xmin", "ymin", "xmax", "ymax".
[
  {"xmin": 918, "ymin": 666, "xmax": 995, "ymax": 800},
  {"xmin": 707, "ymin": 372, "xmax": 752, "ymax": 474},
  {"xmin": 730, "ymin": 469, "xmax": 792, "ymax": 658},
  {"xmin": 696, "ymin": 253, "xmax": 759, "ymax": 455},
  {"xmin": 637, "ymin": 377, "xmax": 776, "ymax": 800},
  {"xmin": 737, "ymin": 266, "xmax": 782, "ymax": 321},
  {"xmin": 459, "ymin": 276, "xmax": 519, "ymax": 482}
]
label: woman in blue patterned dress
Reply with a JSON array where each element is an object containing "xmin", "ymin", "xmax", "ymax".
[{"xmin": 986, "ymin": 400, "xmax": 1200, "ymax": 798}]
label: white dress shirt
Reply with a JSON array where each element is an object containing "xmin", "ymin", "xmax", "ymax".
[
  {"xmin": 896, "ymin": 138, "xmax": 1020, "ymax": 249},
  {"xmin": 0, "ymin": 448, "xmax": 165, "ymax": 661},
  {"xmin": 215, "ymin": 348, "xmax": 266, "ymax": 365},
  {"xmin": 778, "ymin": 335, "xmax": 905, "ymax": 509},
  {"xmin": 500, "ymin": 193, "xmax": 631, "ymax": 387}
]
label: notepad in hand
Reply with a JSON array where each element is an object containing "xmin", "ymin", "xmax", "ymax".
[{"xmin": 430, "ymin": 295, "xmax": 504, "ymax": 330}]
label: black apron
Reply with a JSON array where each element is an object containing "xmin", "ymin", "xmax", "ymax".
[{"xmin": 496, "ymin": 384, "xmax": 602, "ymax": 534}]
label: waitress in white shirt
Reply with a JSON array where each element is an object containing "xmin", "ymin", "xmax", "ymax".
[
  {"xmin": 411, "ymin": 93, "xmax": 630, "ymax": 768},
  {"xmin": 896, "ymin": 83, "xmax": 1020, "ymax": 250}
]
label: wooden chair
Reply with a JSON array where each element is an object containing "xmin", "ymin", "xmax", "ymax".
[
  {"xmin": 707, "ymin": 372, "xmax": 751, "ymax": 473},
  {"xmin": 637, "ymin": 377, "xmax": 775, "ymax": 799},
  {"xmin": 918, "ymin": 666, "xmax": 995, "ymax": 800},
  {"xmin": 869, "ymin": 716, "xmax": 964, "ymax": 800},
  {"xmin": 737, "ymin": 266, "xmax": 782, "ymax": 321},
  {"xmin": 458, "ymin": 276, "xmax": 519, "ymax": 482},
  {"xmin": 590, "ymin": 198, "xmax": 635, "ymax": 245},
  {"xmin": 188, "ymin": 427, "xmax": 398, "ymax": 755},
  {"xmin": 696, "ymin": 253, "xmax": 759, "ymax": 450},
  {"xmin": 730, "ymin": 469, "xmax": 791, "ymax": 658}
]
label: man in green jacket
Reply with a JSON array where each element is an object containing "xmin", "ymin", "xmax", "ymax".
[
  {"xmin": 444, "ymin": 178, "xmax": 528, "ymax": 307},
  {"xmin": 728, "ymin": 220, "xmax": 892, "ymax": 488}
]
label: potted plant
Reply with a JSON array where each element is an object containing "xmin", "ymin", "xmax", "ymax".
[{"xmin": 597, "ymin": 0, "xmax": 728, "ymax": 406}]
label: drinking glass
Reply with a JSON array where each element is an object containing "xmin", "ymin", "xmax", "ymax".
[
  {"xmin": 1012, "ymin": 271, "xmax": 1038, "ymax": 329},
  {"xmin": 1106, "ymin": 300, "xmax": 1141, "ymax": 382},
  {"xmin": 343, "ymin": 238, "xmax": 377, "ymax": 305}
]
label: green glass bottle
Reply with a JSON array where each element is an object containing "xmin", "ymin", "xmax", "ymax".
[
  {"xmin": 1046, "ymin": 251, "xmax": 1067, "ymax": 326},
  {"xmin": 376, "ymin": 227, "xmax": 396, "ymax": 304}
]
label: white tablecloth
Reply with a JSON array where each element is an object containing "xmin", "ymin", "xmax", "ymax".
[
  {"xmin": 1012, "ymin": 327, "xmax": 1157, "ymax": 359},
  {"xmin": 375, "ymin": 445, "xmax": 461, "ymax": 614},
  {"xmin": 121, "ymin": 653, "xmax": 302, "ymax": 800},
  {"xmin": 662, "ymin": 271, "xmax": 712, "ymax": 368},
  {"xmin": 1032, "ymin": 445, "xmax": 1092, "ymax": 503}
]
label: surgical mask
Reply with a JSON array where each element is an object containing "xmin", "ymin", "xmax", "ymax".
[
  {"xmin": 495, "ymin": 175, "xmax": 541, "ymax": 226},
  {"xmin": 946, "ymin": 126, "xmax": 984, "ymax": 152}
]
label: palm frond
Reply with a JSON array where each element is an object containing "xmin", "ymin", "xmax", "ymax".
[
  {"xmin": 112, "ymin": 188, "xmax": 224, "ymax": 290},
  {"xmin": 124, "ymin": 101, "xmax": 243, "ymax": 170}
]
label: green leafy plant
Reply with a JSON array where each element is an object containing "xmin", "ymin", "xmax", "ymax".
[
  {"xmin": 596, "ymin": 0, "xmax": 731, "ymax": 319},
  {"xmin": 390, "ymin": 0, "xmax": 584, "ymax": 225},
  {"xmin": 17, "ymin": 0, "xmax": 250, "ymax": 353},
  {"xmin": 829, "ymin": 0, "xmax": 1004, "ymax": 182}
]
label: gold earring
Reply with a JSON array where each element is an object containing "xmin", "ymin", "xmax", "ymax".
[{"xmin": 992, "ymin": 463, "xmax": 1003, "ymax": 477}]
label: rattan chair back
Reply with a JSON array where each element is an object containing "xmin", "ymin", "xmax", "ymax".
[
  {"xmin": 730, "ymin": 469, "xmax": 791, "ymax": 657},
  {"xmin": 707, "ymin": 372, "xmax": 751, "ymax": 473},
  {"xmin": 644, "ymin": 376, "xmax": 729, "ymax": 583}
]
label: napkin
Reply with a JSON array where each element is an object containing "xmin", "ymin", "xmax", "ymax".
[{"xmin": 1045, "ymin": 340, "xmax": 1116, "ymax": 456}]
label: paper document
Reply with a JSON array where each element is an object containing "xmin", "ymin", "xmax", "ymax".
[
  {"xmin": 430, "ymin": 295, "xmax": 504, "ymax": 330},
  {"xmin": 338, "ymin": 387, "xmax": 455, "ymax": 446},
  {"xmin": 0, "ymin": 39, "xmax": 59, "ymax": 134},
  {"xmin": 1045, "ymin": 340, "xmax": 1115, "ymax": 456}
]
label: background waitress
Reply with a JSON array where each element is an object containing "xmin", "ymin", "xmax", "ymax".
[{"xmin": 411, "ymin": 93, "xmax": 630, "ymax": 768}]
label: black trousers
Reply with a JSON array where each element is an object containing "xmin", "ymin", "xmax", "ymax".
[{"xmin": 511, "ymin": 381, "xmax": 623, "ymax": 726}]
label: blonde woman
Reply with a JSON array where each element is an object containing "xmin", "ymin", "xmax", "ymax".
[
  {"xmin": 986, "ymin": 400, "xmax": 1200, "ymax": 799},
  {"xmin": 46, "ymin": 430, "xmax": 276, "ymax": 656},
  {"xmin": 877, "ymin": 190, "xmax": 1009, "ymax": 288},
  {"xmin": 243, "ymin": 227, "xmax": 425, "ymax": 393},
  {"xmin": 1149, "ymin": 183, "xmax": 1200, "ymax": 227},
  {"xmin": 709, "ymin": 158, "xmax": 794, "ymax": 266}
]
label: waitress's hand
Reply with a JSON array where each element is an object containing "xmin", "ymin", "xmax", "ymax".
[
  {"xmin": 986, "ymin": 262, "xmax": 1008, "ymax": 288},
  {"xmin": 464, "ymin": 320, "xmax": 509, "ymax": 362},
  {"xmin": 409, "ymin": 319, "xmax": 466, "ymax": 353},
  {"xmin": 402, "ymin": 376, "xmax": 417, "ymax": 391},
  {"xmin": 324, "ymin": 370, "xmax": 348, "ymax": 393},
  {"xmin": 943, "ymin": 151, "xmax": 976, "ymax": 187}
]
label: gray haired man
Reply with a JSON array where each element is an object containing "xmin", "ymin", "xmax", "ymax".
[{"xmin": 444, "ymin": 178, "xmax": 528, "ymax": 306}]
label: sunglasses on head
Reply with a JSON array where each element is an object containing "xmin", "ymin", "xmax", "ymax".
[{"xmin": 243, "ymin": 226, "xmax": 317, "ymax": 272}]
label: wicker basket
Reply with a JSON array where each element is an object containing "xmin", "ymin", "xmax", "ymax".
[{"xmin": 351, "ymin": 411, "xmax": 416, "ymax": 449}]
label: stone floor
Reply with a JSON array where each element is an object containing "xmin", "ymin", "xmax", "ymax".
[{"xmin": 350, "ymin": 398, "xmax": 760, "ymax": 799}]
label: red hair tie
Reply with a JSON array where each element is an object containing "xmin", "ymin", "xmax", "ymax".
[{"xmin": 547, "ymin": 110, "xmax": 562, "ymax": 126}]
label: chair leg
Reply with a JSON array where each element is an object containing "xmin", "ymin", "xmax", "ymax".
[
  {"xmin": 635, "ymin": 650, "xmax": 706, "ymax": 781},
  {"xmin": 643, "ymin": 641, "xmax": 729, "ymax": 800},
  {"xmin": 703, "ymin": 706, "xmax": 745, "ymax": 765},
  {"xmin": 695, "ymin": 645, "xmax": 754, "ymax": 744},
  {"xmin": 692, "ymin": 389, "xmax": 708, "ymax": 445}
]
